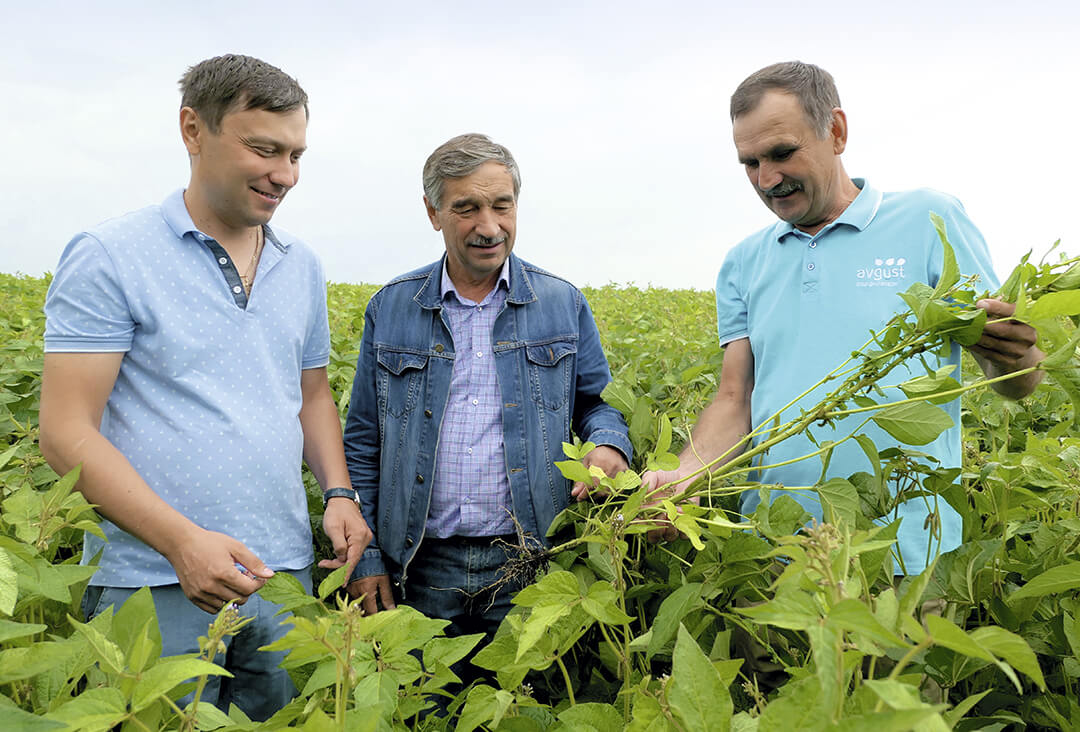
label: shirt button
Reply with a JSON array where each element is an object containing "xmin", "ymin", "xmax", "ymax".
[
  {"xmin": 467, "ymin": 447, "xmax": 473, "ymax": 454},
  {"xmin": 809, "ymin": 241, "xmax": 817, "ymax": 249},
  {"xmin": 472, "ymin": 399, "xmax": 479, "ymax": 406},
  {"xmin": 807, "ymin": 263, "xmax": 815, "ymax": 271},
  {"xmin": 218, "ymin": 257, "xmax": 228, "ymax": 265},
  {"xmin": 476, "ymin": 351, "xmax": 483, "ymax": 358},
  {"xmin": 232, "ymin": 285, "xmax": 243, "ymax": 293}
]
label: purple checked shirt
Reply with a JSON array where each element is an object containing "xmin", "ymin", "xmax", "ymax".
[{"xmin": 428, "ymin": 260, "xmax": 515, "ymax": 538}]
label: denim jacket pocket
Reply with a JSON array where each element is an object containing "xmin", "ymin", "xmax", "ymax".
[
  {"xmin": 376, "ymin": 347, "xmax": 429, "ymax": 418},
  {"xmin": 524, "ymin": 339, "xmax": 576, "ymax": 411}
]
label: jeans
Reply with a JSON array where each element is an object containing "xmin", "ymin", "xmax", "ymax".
[
  {"xmin": 81, "ymin": 566, "xmax": 312, "ymax": 722},
  {"xmin": 401, "ymin": 535, "xmax": 527, "ymax": 688}
]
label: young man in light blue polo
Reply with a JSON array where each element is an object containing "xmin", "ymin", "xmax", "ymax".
[
  {"xmin": 644, "ymin": 61, "xmax": 1043, "ymax": 566},
  {"xmin": 39, "ymin": 54, "xmax": 373, "ymax": 721}
]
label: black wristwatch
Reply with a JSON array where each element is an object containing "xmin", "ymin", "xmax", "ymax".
[{"xmin": 322, "ymin": 487, "xmax": 360, "ymax": 508}]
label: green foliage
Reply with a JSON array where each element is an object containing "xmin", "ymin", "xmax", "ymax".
[{"xmin": 3, "ymin": 228, "xmax": 1080, "ymax": 729}]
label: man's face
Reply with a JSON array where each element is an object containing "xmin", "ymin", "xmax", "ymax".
[
  {"xmin": 189, "ymin": 105, "xmax": 308, "ymax": 231},
  {"xmin": 426, "ymin": 161, "xmax": 517, "ymax": 287},
  {"xmin": 733, "ymin": 90, "xmax": 846, "ymax": 233}
]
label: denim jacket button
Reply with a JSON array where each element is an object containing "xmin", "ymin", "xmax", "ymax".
[
  {"xmin": 434, "ymin": 344, "xmax": 444, "ymax": 353},
  {"xmin": 416, "ymin": 474, "xmax": 424, "ymax": 484},
  {"xmin": 405, "ymin": 537, "xmax": 414, "ymax": 547},
  {"xmin": 424, "ymin": 409, "xmax": 433, "ymax": 418}
]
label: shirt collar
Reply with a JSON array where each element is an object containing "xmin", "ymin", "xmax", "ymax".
[
  {"xmin": 775, "ymin": 178, "xmax": 882, "ymax": 243},
  {"xmin": 440, "ymin": 256, "xmax": 511, "ymax": 304},
  {"xmin": 161, "ymin": 188, "xmax": 290, "ymax": 253}
]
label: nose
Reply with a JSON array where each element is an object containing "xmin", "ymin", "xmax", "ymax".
[
  {"xmin": 475, "ymin": 207, "xmax": 502, "ymax": 238},
  {"xmin": 756, "ymin": 161, "xmax": 782, "ymax": 192},
  {"xmin": 269, "ymin": 156, "xmax": 299, "ymax": 190}
]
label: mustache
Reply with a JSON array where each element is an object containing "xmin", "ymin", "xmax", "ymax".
[
  {"xmin": 765, "ymin": 180, "xmax": 802, "ymax": 198},
  {"xmin": 467, "ymin": 235, "xmax": 507, "ymax": 246}
]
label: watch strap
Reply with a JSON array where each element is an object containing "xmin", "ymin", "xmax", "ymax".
[{"xmin": 322, "ymin": 487, "xmax": 359, "ymax": 508}]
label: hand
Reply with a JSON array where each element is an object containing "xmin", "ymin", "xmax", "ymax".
[
  {"xmin": 166, "ymin": 527, "xmax": 274, "ymax": 614},
  {"xmin": 970, "ymin": 299, "xmax": 1045, "ymax": 399},
  {"xmin": 319, "ymin": 497, "xmax": 374, "ymax": 585},
  {"xmin": 971, "ymin": 299, "xmax": 1040, "ymax": 372},
  {"xmin": 571, "ymin": 445, "xmax": 630, "ymax": 501},
  {"xmin": 640, "ymin": 468, "xmax": 698, "ymax": 543},
  {"xmin": 346, "ymin": 574, "xmax": 397, "ymax": 615}
]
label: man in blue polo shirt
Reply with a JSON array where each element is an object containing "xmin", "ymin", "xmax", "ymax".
[
  {"xmin": 644, "ymin": 61, "xmax": 1043, "ymax": 572},
  {"xmin": 39, "ymin": 54, "xmax": 373, "ymax": 720}
]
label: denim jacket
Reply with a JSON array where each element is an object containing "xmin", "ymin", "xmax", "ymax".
[{"xmin": 343, "ymin": 255, "xmax": 631, "ymax": 584}]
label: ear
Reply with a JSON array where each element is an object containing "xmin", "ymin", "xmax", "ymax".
[
  {"xmin": 829, "ymin": 107, "xmax": 849, "ymax": 155},
  {"xmin": 423, "ymin": 195, "xmax": 442, "ymax": 231},
  {"xmin": 179, "ymin": 107, "xmax": 203, "ymax": 156}
]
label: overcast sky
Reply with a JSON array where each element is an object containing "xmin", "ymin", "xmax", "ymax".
[{"xmin": 3, "ymin": 1, "xmax": 1076, "ymax": 290}]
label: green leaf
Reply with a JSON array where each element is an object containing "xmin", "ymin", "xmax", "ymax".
[
  {"xmin": 898, "ymin": 366, "xmax": 963, "ymax": 405},
  {"xmin": 827, "ymin": 599, "xmax": 908, "ymax": 649},
  {"xmin": 582, "ymin": 581, "xmax": 633, "ymax": 625},
  {"xmin": 131, "ymin": 658, "xmax": 230, "ymax": 712},
  {"xmin": 317, "ymin": 565, "xmax": 350, "ymax": 599},
  {"xmin": 0, "ymin": 548, "xmax": 19, "ymax": 615},
  {"xmin": 942, "ymin": 690, "xmax": 991, "ymax": 727},
  {"xmin": 646, "ymin": 583, "xmax": 703, "ymax": 661},
  {"xmin": 815, "ymin": 478, "xmax": 858, "ymax": 528},
  {"xmin": 113, "ymin": 586, "xmax": 162, "ymax": 673},
  {"xmin": 1, "ymin": 705, "xmax": 68, "ymax": 732},
  {"xmin": 656, "ymin": 413, "xmax": 673, "ymax": 455},
  {"xmin": 1008, "ymin": 561, "xmax": 1080, "ymax": 602},
  {"xmin": 667, "ymin": 625, "xmax": 731, "ymax": 732},
  {"xmin": 969, "ymin": 625, "xmax": 1046, "ymax": 690},
  {"xmin": 930, "ymin": 213, "xmax": 960, "ymax": 298},
  {"xmin": 555, "ymin": 459, "xmax": 594, "ymax": 484},
  {"xmin": 258, "ymin": 571, "xmax": 322, "ymax": 613},
  {"xmin": 457, "ymin": 684, "xmax": 498, "ymax": 732},
  {"xmin": 45, "ymin": 687, "xmax": 127, "ymax": 729},
  {"xmin": 0, "ymin": 618, "xmax": 47, "ymax": 643},
  {"xmin": 925, "ymin": 615, "xmax": 994, "ymax": 663},
  {"xmin": 736, "ymin": 587, "xmax": 821, "ymax": 631},
  {"xmin": 73, "ymin": 617, "xmax": 127, "ymax": 675},
  {"xmin": 558, "ymin": 702, "xmax": 625, "ymax": 732},
  {"xmin": 871, "ymin": 400, "xmax": 954, "ymax": 445},
  {"xmin": 1026, "ymin": 290, "xmax": 1080, "ymax": 320}
]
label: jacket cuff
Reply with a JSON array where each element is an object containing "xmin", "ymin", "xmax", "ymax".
[
  {"xmin": 349, "ymin": 546, "xmax": 387, "ymax": 583},
  {"xmin": 586, "ymin": 429, "xmax": 634, "ymax": 465}
]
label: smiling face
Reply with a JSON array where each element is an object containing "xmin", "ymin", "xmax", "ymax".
[
  {"xmin": 733, "ymin": 90, "xmax": 852, "ymax": 235},
  {"xmin": 426, "ymin": 161, "xmax": 517, "ymax": 296},
  {"xmin": 182, "ymin": 104, "xmax": 307, "ymax": 237}
]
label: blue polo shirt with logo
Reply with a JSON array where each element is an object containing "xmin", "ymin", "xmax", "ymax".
[
  {"xmin": 715, "ymin": 179, "xmax": 998, "ymax": 572},
  {"xmin": 44, "ymin": 189, "xmax": 329, "ymax": 587}
]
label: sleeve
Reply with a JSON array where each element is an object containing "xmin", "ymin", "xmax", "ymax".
[
  {"xmin": 343, "ymin": 295, "xmax": 387, "ymax": 579},
  {"xmin": 571, "ymin": 291, "xmax": 633, "ymax": 463},
  {"xmin": 927, "ymin": 195, "xmax": 1000, "ymax": 293},
  {"xmin": 715, "ymin": 245, "xmax": 749, "ymax": 347},
  {"xmin": 44, "ymin": 234, "xmax": 135, "ymax": 353},
  {"xmin": 302, "ymin": 255, "xmax": 332, "ymax": 370}
]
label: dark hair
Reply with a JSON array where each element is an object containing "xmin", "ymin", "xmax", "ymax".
[
  {"xmin": 730, "ymin": 61, "xmax": 840, "ymax": 137},
  {"xmin": 423, "ymin": 133, "xmax": 521, "ymax": 210},
  {"xmin": 179, "ymin": 54, "xmax": 308, "ymax": 132}
]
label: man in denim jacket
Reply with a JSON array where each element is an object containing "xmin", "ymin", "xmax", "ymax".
[{"xmin": 342, "ymin": 134, "xmax": 631, "ymax": 642}]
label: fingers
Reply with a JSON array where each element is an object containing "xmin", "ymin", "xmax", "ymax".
[
  {"xmin": 378, "ymin": 576, "xmax": 397, "ymax": 611},
  {"xmin": 571, "ymin": 481, "xmax": 589, "ymax": 501},
  {"xmin": 230, "ymin": 542, "xmax": 274, "ymax": 581}
]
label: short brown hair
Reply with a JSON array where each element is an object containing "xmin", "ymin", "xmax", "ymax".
[
  {"xmin": 179, "ymin": 54, "xmax": 308, "ymax": 133},
  {"xmin": 730, "ymin": 61, "xmax": 840, "ymax": 137}
]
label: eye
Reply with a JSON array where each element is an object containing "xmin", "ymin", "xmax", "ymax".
[
  {"xmin": 493, "ymin": 203, "xmax": 514, "ymax": 212},
  {"xmin": 774, "ymin": 148, "xmax": 795, "ymax": 161},
  {"xmin": 253, "ymin": 146, "xmax": 275, "ymax": 157},
  {"xmin": 743, "ymin": 159, "xmax": 759, "ymax": 169},
  {"xmin": 453, "ymin": 206, "xmax": 477, "ymax": 216}
]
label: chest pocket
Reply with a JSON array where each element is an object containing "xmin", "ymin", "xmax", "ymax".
[
  {"xmin": 376, "ymin": 348, "xmax": 429, "ymax": 418},
  {"xmin": 524, "ymin": 340, "xmax": 576, "ymax": 411}
]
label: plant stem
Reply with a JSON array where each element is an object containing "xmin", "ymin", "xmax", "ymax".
[{"xmin": 555, "ymin": 655, "xmax": 576, "ymax": 706}]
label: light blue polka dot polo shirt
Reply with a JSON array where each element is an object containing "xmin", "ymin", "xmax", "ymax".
[{"xmin": 44, "ymin": 189, "xmax": 329, "ymax": 587}]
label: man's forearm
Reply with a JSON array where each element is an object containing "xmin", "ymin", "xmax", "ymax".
[
  {"xmin": 676, "ymin": 391, "xmax": 752, "ymax": 480},
  {"xmin": 299, "ymin": 371, "xmax": 352, "ymax": 491},
  {"xmin": 39, "ymin": 423, "xmax": 199, "ymax": 559}
]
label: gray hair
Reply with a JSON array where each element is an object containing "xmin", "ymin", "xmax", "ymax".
[
  {"xmin": 423, "ymin": 133, "xmax": 521, "ymax": 210},
  {"xmin": 179, "ymin": 54, "xmax": 308, "ymax": 133},
  {"xmin": 730, "ymin": 61, "xmax": 840, "ymax": 138}
]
